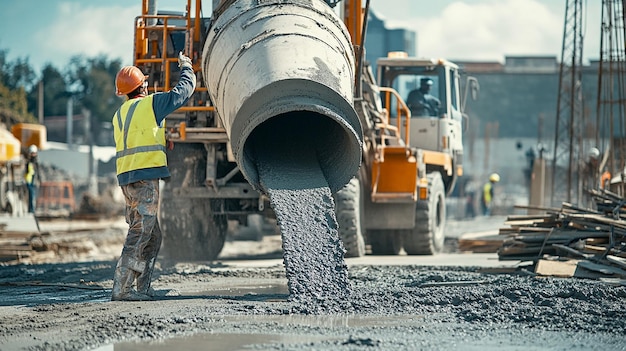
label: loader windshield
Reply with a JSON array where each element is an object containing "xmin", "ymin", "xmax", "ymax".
[{"xmin": 377, "ymin": 60, "xmax": 461, "ymax": 120}]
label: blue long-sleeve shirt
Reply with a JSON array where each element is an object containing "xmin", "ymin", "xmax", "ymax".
[
  {"xmin": 115, "ymin": 66, "xmax": 196, "ymax": 186},
  {"xmin": 152, "ymin": 66, "xmax": 196, "ymax": 125}
]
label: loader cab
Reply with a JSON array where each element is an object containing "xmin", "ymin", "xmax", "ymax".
[
  {"xmin": 376, "ymin": 56, "xmax": 464, "ymax": 154},
  {"xmin": 377, "ymin": 57, "xmax": 463, "ymax": 121}
]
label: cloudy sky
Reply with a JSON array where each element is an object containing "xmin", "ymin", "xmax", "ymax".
[{"xmin": 0, "ymin": 0, "xmax": 603, "ymax": 73}]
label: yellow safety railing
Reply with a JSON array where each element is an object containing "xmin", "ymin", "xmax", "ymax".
[
  {"xmin": 377, "ymin": 87, "xmax": 411, "ymax": 153},
  {"xmin": 369, "ymin": 87, "xmax": 417, "ymax": 202},
  {"xmin": 133, "ymin": 0, "xmax": 209, "ymax": 115}
]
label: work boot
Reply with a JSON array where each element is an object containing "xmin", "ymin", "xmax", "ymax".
[
  {"xmin": 136, "ymin": 258, "xmax": 156, "ymax": 297},
  {"xmin": 111, "ymin": 265, "xmax": 152, "ymax": 301}
]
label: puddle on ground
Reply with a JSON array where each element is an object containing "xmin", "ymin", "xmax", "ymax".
[
  {"xmin": 1, "ymin": 287, "xmax": 110, "ymax": 306},
  {"xmin": 91, "ymin": 333, "xmax": 332, "ymax": 351},
  {"xmin": 90, "ymin": 315, "xmax": 425, "ymax": 351},
  {"xmin": 222, "ymin": 314, "xmax": 425, "ymax": 328},
  {"xmin": 191, "ymin": 283, "xmax": 289, "ymax": 298}
]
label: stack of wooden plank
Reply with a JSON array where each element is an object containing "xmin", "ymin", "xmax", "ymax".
[
  {"xmin": 457, "ymin": 230, "xmax": 504, "ymax": 253},
  {"xmin": 497, "ymin": 189, "xmax": 626, "ymax": 279},
  {"xmin": 1, "ymin": 216, "xmax": 126, "ymax": 264},
  {"xmin": 0, "ymin": 231, "xmax": 39, "ymax": 262}
]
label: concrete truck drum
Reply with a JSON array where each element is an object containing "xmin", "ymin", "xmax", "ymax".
[
  {"xmin": 203, "ymin": 0, "xmax": 362, "ymax": 302},
  {"xmin": 202, "ymin": 0, "xmax": 362, "ymax": 194}
]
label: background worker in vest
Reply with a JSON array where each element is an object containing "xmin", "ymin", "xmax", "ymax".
[
  {"xmin": 111, "ymin": 52, "xmax": 196, "ymax": 301},
  {"xmin": 581, "ymin": 147, "xmax": 601, "ymax": 208},
  {"xmin": 24, "ymin": 144, "xmax": 42, "ymax": 214},
  {"xmin": 481, "ymin": 173, "xmax": 500, "ymax": 216}
]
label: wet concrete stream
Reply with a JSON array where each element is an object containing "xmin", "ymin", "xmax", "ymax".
[{"xmin": 252, "ymin": 114, "xmax": 352, "ymax": 305}]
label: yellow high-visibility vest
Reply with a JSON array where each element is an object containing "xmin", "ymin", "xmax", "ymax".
[
  {"xmin": 112, "ymin": 95, "xmax": 166, "ymax": 176},
  {"xmin": 25, "ymin": 162, "xmax": 35, "ymax": 184},
  {"xmin": 483, "ymin": 182, "xmax": 492, "ymax": 204}
]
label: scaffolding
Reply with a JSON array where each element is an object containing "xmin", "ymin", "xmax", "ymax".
[
  {"xmin": 596, "ymin": 0, "xmax": 626, "ymax": 195},
  {"xmin": 552, "ymin": 0, "xmax": 585, "ymax": 207}
]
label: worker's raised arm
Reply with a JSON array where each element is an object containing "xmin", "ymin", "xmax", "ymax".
[{"xmin": 152, "ymin": 53, "xmax": 197, "ymax": 123}]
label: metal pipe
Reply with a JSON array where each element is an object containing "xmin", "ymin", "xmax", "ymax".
[
  {"xmin": 202, "ymin": 0, "xmax": 362, "ymax": 193},
  {"xmin": 147, "ymin": 0, "xmax": 157, "ymax": 26},
  {"xmin": 66, "ymin": 96, "xmax": 73, "ymax": 149}
]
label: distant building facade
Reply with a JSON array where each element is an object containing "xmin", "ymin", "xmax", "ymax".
[
  {"xmin": 363, "ymin": 15, "xmax": 624, "ymax": 210},
  {"xmin": 455, "ymin": 56, "xmax": 602, "ymax": 139},
  {"xmin": 365, "ymin": 10, "xmax": 416, "ymax": 73},
  {"xmin": 363, "ymin": 12, "xmax": 605, "ymax": 139}
]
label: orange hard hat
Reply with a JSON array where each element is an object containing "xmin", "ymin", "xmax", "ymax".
[{"xmin": 115, "ymin": 66, "xmax": 147, "ymax": 96}]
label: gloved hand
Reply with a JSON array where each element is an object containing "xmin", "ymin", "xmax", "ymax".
[{"xmin": 178, "ymin": 52, "xmax": 193, "ymax": 69}]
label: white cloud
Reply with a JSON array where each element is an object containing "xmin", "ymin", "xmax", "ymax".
[
  {"xmin": 384, "ymin": 0, "xmax": 564, "ymax": 62},
  {"xmin": 34, "ymin": 2, "xmax": 140, "ymax": 67},
  {"xmin": 28, "ymin": 0, "xmax": 601, "ymax": 70}
]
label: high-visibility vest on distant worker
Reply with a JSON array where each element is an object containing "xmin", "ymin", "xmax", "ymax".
[
  {"xmin": 25, "ymin": 162, "xmax": 36, "ymax": 184},
  {"xmin": 112, "ymin": 95, "xmax": 167, "ymax": 177},
  {"xmin": 482, "ymin": 182, "xmax": 493, "ymax": 205}
]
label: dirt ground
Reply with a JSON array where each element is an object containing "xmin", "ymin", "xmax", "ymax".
[{"xmin": 0, "ymin": 216, "xmax": 625, "ymax": 351}]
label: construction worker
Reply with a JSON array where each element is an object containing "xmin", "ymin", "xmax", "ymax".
[
  {"xmin": 407, "ymin": 77, "xmax": 441, "ymax": 117},
  {"xmin": 581, "ymin": 147, "xmax": 601, "ymax": 208},
  {"xmin": 481, "ymin": 173, "xmax": 500, "ymax": 216},
  {"xmin": 111, "ymin": 52, "xmax": 196, "ymax": 301},
  {"xmin": 24, "ymin": 144, "xmax": 42, "ymax": 213}
]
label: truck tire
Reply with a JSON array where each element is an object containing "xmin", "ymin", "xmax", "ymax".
[
  {"xmin": 368, "ymin": 229, "xmax": 402, "ymax": 255},
  {"xmin": 333, "ymin": 177, "xmax": 365, "ymax": 257},
  {"xmin": 159, "ymin": 143, "xmax": 228, "ymax": 261},
  {"xmin": 160, "ymin": 197, "xmax": 228, "ymax": 261},
  {"xmin": 403, "ymin": 172, "xmax": 446, "ymax": 255}
]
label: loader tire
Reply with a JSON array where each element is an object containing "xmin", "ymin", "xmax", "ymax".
[
  {"xmin": 403, "ymin": 172, "xmax": 446, "ymax": 255},
  {"xmin": 333, "ymin": 177, "xmax": 365, "ymax": 257},
  {"xmin": 368, "ymin": 229, "xmax": 402, "ymax": 255},
  {"xmin": 159, "ymin": 143, "xmax": 228, "ymax": 262}
]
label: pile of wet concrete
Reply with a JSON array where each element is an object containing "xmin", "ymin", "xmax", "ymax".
[{"xmin": 0, "ymin": 260, "xmax": 624, "ymax": 350}]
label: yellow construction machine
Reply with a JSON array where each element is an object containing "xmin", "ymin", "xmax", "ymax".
[
  {"xmin": 333, "ymin": 1, "xmax": 479, "ymax": 256},
  {"xmin": 338, "ymin": 59, "xmax": 478, "ymax": 256},
  {"xmin": 131, "ymin": 0, "xmax": 477, "ymax": 260},
  {"xmin": 0, "ymin": 123, "xmax": 47, "ymax": 216}
]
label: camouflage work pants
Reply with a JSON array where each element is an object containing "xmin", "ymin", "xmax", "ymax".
[{"xmin": 118, "ymin": 179, "xmax": 162, "ymax": 293}]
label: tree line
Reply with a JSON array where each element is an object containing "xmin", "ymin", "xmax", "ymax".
[{"xmin": 0, "ymin": 48, "xmax": 123, "ymax": 146}]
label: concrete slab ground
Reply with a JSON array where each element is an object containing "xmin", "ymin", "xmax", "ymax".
[
  {"xmin": 215, "ymin": 215, "xmax": 514, "ymax": 269},
  {"xmin": 0, "ymin": 213, "xmax": 39, "ymax": 232},
  {"xmin": 216, "ymin": 253, "xmax": 521, "ymax": 270}
]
